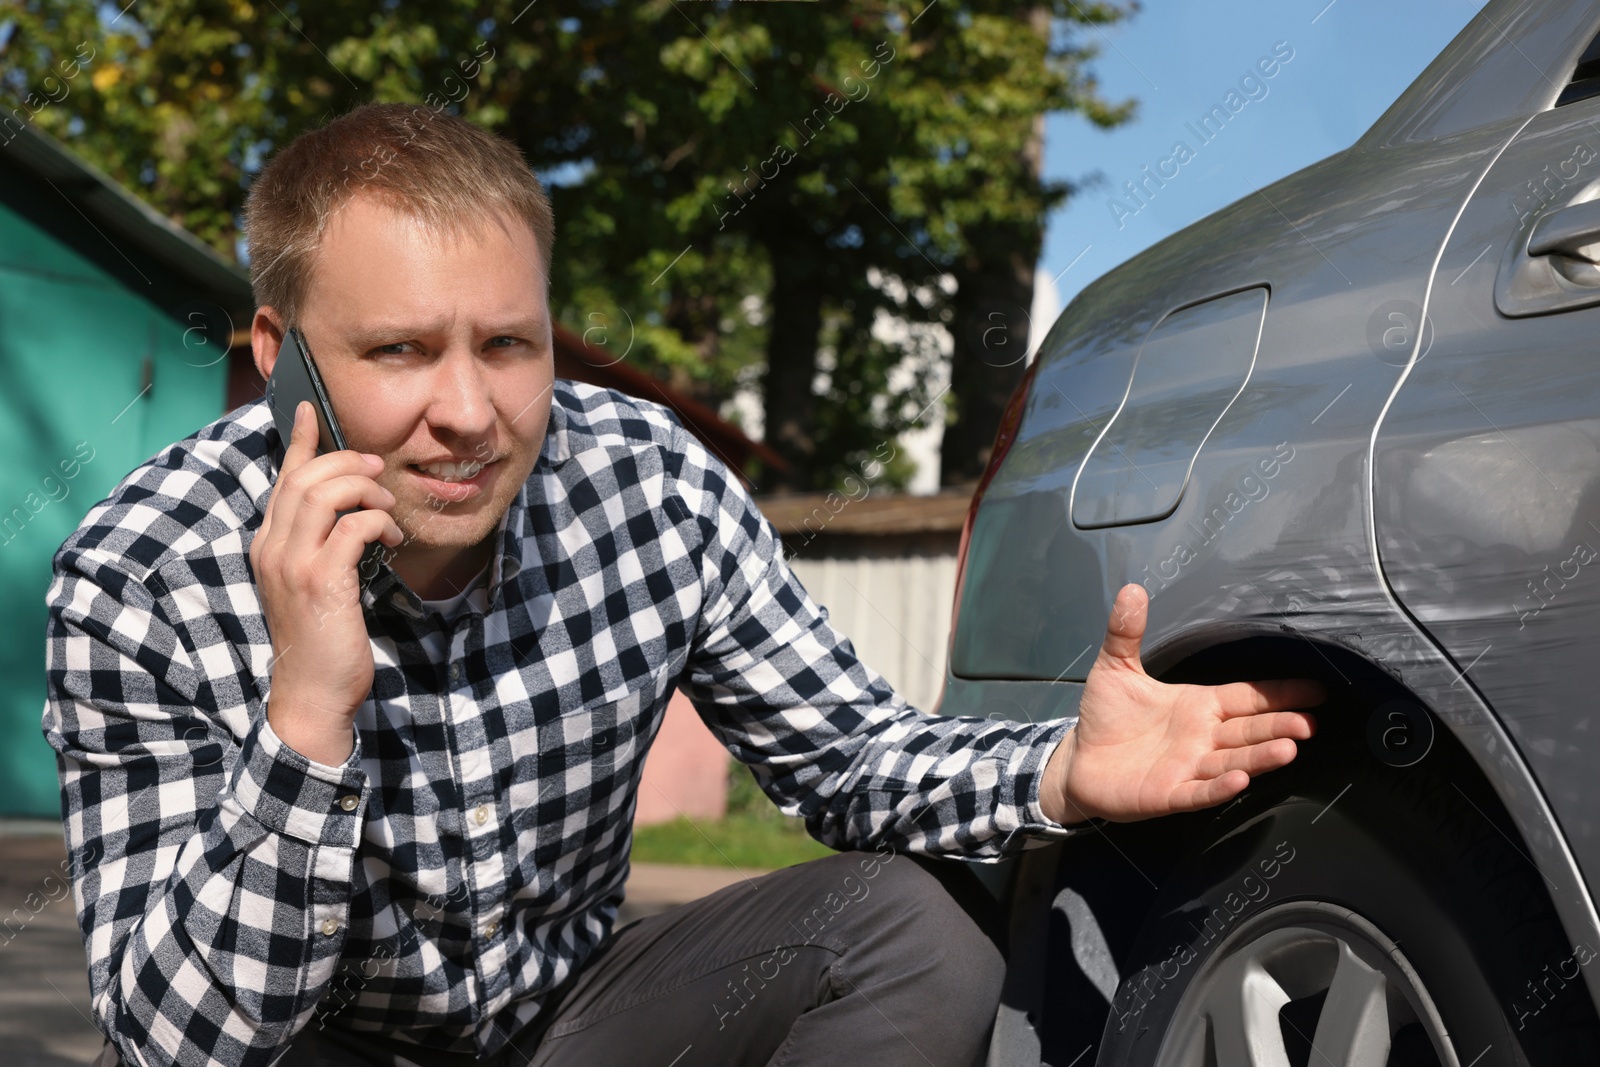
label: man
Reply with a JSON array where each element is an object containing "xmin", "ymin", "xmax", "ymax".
[{"xmin": 43, "ymin": 103, "xmax": 1321, "ymax": 1067}]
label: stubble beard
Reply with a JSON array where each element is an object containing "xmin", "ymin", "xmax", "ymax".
[{"xmin": 389, "ymin": 471, "xmax": 514, "ymax": 559}]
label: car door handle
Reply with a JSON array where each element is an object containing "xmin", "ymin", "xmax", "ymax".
[
  {"xmin": 1527, "ymin": 199, "xmax": 1600, "ymax": 258},
  {"xmin": 1496, "ymin": 196, "xmax": 1600, "ymax": 316}
]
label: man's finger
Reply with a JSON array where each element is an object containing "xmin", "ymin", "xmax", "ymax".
[
  {"xmin": 1213, "ymin": 677, "xmax": 1326, "ymax": 718},
  {"xmin": 1171, "ymin": 770, "xmax": 1250, "ymax": 813},
  {"xmin": 257, "ymin": 401, "xmax": 315, "ymax": 551},
  {"xmin": 283, "ymin": 400, "xmax": 319, "ymax": 472},
  {"xmin": 1094, "ymin": 582, "xmax": 1150, "ymax": 670},
  {"xmin": 1216, "ymin": 710, "xmax": 1317, "ymax": 749},
  {"xmin": 1199, "ymin": 737, "xmax": 1300, "ymax": 781}
]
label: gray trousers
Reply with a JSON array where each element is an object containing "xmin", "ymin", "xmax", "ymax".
[{"xmin": 95, "ymin": 849, "xmax": 1009, "ymax": 1067}]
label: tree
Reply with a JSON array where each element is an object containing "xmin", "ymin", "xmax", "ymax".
[
  {"xmin": 602, "ymin": 2, "xmax": 1138, "ymax": 489},
  {"xmin": 0, "ymin": 0, "xmax": 1135, "ymax": 491}
]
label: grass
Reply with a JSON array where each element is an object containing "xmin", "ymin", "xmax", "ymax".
[{"xmin": 631, "ymin": 762, "xmax": 836, "ymax": 870}]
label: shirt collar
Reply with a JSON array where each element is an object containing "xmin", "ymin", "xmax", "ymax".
[{"xmin": 539, "ymin": 392, "xmax": 574, "ymax": 470}]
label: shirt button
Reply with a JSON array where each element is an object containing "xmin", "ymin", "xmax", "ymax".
[
  {"xmin": 484, "ymin": 921, "xmax": 498, "ymax": 939},
  {"xmin": 474, "ymin": 804, "xmax": 489, "ymax": 826},
  {"xmin": 450, "ymin": 663, "xmax": 462, "ymax": 685},
  {"xmin": 339, "ymin": 795, "xmax": 359, "ymax": 812},
  {"xmin": 321, "ymin": 918, "xmax": 340, "ymax": 936}
]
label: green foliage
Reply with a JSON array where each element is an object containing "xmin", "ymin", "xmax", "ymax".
[
  {"xmin": 725, "ymin": 757, "xmax": 776, "ymax": 818},
  {"xmin": 628, "ymin": 812, "xmax": 835, "ymax": 870},
  {"xmin": 0, "ymin": 0, "xmax": 1136, "ymax": 485}
]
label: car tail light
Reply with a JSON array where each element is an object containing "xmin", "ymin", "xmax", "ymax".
[{"xmin": 947, "ymin": 357, "xmax": 1039, "ymax": 667}]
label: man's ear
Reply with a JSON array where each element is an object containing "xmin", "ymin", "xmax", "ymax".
[{"xmin": 251, "ymin": 308, "xmax": 286, "ymax": 382}]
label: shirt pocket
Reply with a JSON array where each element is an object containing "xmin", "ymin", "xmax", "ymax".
[{"xmin": 536, "ymin": 661, "xmax": 677, "ymax": 811}]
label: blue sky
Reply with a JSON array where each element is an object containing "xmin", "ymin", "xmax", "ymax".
[{"xmin": 1034, "ymin": 0, "xmax": 1488, "ymax": 326}]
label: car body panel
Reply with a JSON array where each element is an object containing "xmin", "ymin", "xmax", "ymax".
[
  {"xmin": 952, "ymin": 123, "xmax": 1520, "ymax": 686},
  {"xmin": 1375, "ymin": 89, "xmax": 1600, "ymax": 924},
  {"xmin": 948, "ymin": 0, "xmax": 1600, "ymax": 1041}
]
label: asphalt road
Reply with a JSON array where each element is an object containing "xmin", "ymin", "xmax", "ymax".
[{"xmin": 0, "ymin": 820, "xmax": 754, "ymax": 1067}]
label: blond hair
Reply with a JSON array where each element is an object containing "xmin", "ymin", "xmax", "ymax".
[{"xmin": 242, "ymin": 102, "xmax": 555, "ymax": 323}]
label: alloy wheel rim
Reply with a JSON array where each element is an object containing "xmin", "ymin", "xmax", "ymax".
[{"xmin": 1153, "ymin": 901, "xmax": 1459, "ymax": 1067}]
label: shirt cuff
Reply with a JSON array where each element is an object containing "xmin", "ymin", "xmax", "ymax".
[
  {"xmin": 1010, "ymin": 718, "xmax": 1104, "ymax": 848},
  {"xmin": 225, "ymin": 708, "xmax": 369, "ymax": 848}
]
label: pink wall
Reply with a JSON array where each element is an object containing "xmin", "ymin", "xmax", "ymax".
[{"xmin": 636, "ymin": 688, "xmax": 730, "ymax": 825}]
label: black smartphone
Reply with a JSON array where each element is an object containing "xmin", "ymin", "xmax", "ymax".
[{"xmin": 266, "ymin": 326, "xmax": 390, "ymax": 586}]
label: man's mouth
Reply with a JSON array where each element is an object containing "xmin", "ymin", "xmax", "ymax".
[
  {"xmin": 410, "ymin": 458, "xmax": 494, "ymax": 482},
  {"xmin": 407, "ymin": 457, "xmax": 501, "ymax": 498}
]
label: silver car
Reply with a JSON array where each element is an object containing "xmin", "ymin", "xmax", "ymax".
[{"xmin": 948, "ymin": 2, "xmax": 1600, "ymax": 1064}]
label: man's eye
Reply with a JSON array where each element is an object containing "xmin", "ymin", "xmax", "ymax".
[{"xmin": 368, "ymin": 339, "xmax": 521, "ymax": 355}]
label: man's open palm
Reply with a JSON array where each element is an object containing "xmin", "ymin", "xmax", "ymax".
[{"xmin": 1043, "ymin": 583, "xmax": 1325, "ymax": 825}]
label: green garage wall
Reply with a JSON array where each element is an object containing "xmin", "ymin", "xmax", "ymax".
[{"xmin": 0, "ymin": 197, "xmax": 227, "ymax": 817}]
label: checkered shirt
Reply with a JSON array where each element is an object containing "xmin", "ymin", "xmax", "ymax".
[{"xmin": 42, "ymin": 379, "xmax": 1080, "ymax": 1067}]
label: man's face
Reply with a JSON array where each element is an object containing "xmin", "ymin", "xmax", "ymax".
[{"xmin": 267, "ymin": 191, "xmax": 554, "ymax": 580}]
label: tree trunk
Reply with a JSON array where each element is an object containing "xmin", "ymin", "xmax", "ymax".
[
  {"xmin": 941, "ymin": 243, "xmax": 1039, "ymax": 486},
  {"xmin": 941, "ymin": 106, "xmax": 1047, "ymax": 487},
  {"xmin": 761, "ymin": 249, "xmax": 824, "ymax": 491},
  {"xmin": 664, "ymin": 289, "xmax": 726, "ymax": 413}
]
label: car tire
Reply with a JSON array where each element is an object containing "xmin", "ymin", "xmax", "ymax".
[{"xmin": 1090, "ymin": 753, "xmax": 1600, "ymax": 1067}]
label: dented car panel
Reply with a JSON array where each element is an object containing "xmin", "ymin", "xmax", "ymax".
[{"xmin": 946, "ymin": 0, "xmax": 1600, "ymax": 1036}]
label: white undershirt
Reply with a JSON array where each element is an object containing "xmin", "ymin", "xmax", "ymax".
[{"xmin": 416, "ymin": 559, "xmax": 492, "ymax": 626}]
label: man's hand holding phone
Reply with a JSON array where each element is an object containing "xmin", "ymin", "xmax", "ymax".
[{"xmin": 250, "ymin": 399, "xmax": 405, "ymax": 766}]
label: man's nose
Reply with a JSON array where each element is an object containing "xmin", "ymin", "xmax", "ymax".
[{"xmin": 429, "ymin": 348, "xmax": 496, "ymax": 437}]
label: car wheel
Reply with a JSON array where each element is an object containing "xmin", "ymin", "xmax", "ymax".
[{"xmin": 1092, "ymin": 756, "xmax": 1600, "ymax": 1067}]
